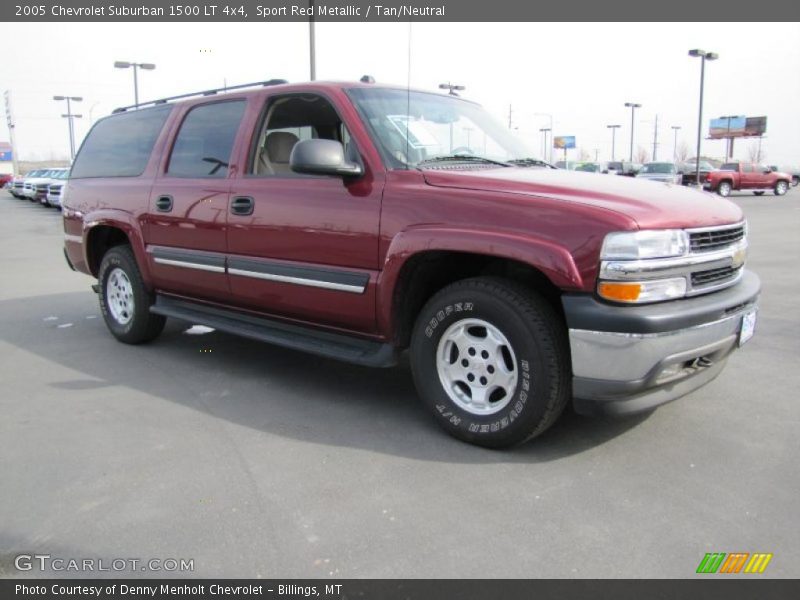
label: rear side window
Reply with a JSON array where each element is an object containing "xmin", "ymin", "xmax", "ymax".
[
  {"xmin": 71, "ymin": 106, "xmax": 171, "ymax": 178},
  {"xmin": 167, "ymin": 101, "xmax": 246, "ymax": 178}
]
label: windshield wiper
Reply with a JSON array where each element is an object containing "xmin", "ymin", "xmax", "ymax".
[
  {"xmin": 506, "ymin": 158, "xmax": 556, "ymax": 168},
  {"xmin": 416, "ymin": 155, "xmax": 511, "ymax": 168}
]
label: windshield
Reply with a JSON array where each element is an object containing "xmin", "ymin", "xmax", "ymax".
[
  {"xmin": 640, "ymin": 162, "xmax": 675, "ymax": 174},
  {"xmin": 348, "ymin": 87, "xmax": 537, "ymax": 168}
]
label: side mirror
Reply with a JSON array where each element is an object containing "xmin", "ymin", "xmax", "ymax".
[{"xmin": 290, "ymin": 139, "xmax": 363, "ymax": 178}]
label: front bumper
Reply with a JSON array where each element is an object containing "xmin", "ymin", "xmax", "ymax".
[{"xmin": 563, "ymin": 270, "xmax": 760, "ymax": 416}]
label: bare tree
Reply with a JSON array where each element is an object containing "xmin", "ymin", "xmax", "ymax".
[
  {"xmin": 634, "ymin": 146, "xmax": 650, "ymax": 164},
  {"xmin": 747, "ymin": 140, "xmax": 766, "ymax": 163},
  {"xmin": 676, "ymin": 141, "xmax": 691, "ymax": 163}
]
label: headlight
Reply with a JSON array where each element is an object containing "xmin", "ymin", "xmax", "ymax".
[{"xmin": 600, "ymin": 230, "xmax": 688, "ymax": 260}]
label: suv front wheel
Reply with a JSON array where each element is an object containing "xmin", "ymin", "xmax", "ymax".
[
  {"xmin": 98, "ymin": 245, "xmax": 166, "ymax": 344},
  {"xmin": 410, "ymin": 277, "xmax": 570, "ymax": 448}
]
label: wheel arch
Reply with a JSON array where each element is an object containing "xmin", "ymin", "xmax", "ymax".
[{"xmin": 379, "ymin": 228, "xmax": 580, "ymax": 348}]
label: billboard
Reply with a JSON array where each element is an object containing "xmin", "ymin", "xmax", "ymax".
[
  {"xmin": 709, "ymin": 116, "xmax": 767, "ymax": 139},
  {"xmin": 553, "ymin": 136, "xmax": 576, "ymax": 149},
  {"xmin": 0, "ymin": 142, "xmax": 12, "ymax": 162}
]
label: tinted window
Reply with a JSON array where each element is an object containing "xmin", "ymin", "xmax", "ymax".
[
  {"xmin": 71, "ymin": 106, "xmax": 171, "ymax": 178},
  {"xmin": 168, "ymin": 101, "xmax": 246, "ymax": 178},
  {"xmin": 720, "ymin": 163, "xmax": 738, "ymax": 171}
]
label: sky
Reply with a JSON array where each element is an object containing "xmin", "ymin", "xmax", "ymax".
[{"xmin": 3, "ymin": 21, "xmax": 800, "ymax": 166}]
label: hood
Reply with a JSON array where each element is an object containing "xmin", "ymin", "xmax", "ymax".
[{"xmin": 421, "ymin": 166, "xmax": 742, "ymax": 229}]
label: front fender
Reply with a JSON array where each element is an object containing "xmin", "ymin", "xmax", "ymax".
[{"xmin": 377, "ymin": 226, "xmax": 581, "ymax": 337}]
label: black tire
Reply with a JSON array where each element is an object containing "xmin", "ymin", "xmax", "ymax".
[
  {"xmin": 791, "ymin": 175, "xmax": 799, "ymax": 187},
  {"xmin": 753, "ymin": 191, "xmax": 765, "ymax": 196},
  {"xmin": 410, "ymin": 277, "xmax": 571, "ymax": 448},
  {"xmin": 774, "ymin": 180, "xmax": 789, "ymax": 196},
  {"xmin": 98, "ymin": 245, "xmax": 165, "ymax": 344}
]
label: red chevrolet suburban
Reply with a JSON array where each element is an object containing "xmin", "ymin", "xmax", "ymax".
[{"xmin": 62, "ymin": 80, "xmax": 760, "ymax": 447}]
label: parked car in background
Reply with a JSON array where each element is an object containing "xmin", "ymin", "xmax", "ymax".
[
  {"xmin": 0, "ymin": 173, "xmax": 12, "ymax": 189},
  {"xmin": 574, "ymin": 162, "xmax": 605, "ymax": 173},
  {"xmin": 678, "ymin": 161, "xmax": 716, "ymax": 187},
  {"xmin": 9, "ymin": 174, "xmax": 26, "ymax": 198},
  {"xmin": 554, "ymin": 160, "xmax": 580, "ymax": 170},
  {"xmin": 636, "ymin": 162, "xmax": 682, "ymax": 184},
  {"xmin": 772, "ymin": 165, "xmax": 799, "ymax": 187},
  {"xmin": 704, "ymin": 162, "xmax": 792, "ymax": 197},
  {"xmin": 46, "ymin": 169, "xmax": 70, "ymax": 207},
  {"xmin": 22, "ymin": 169, "xmax": 48, "ymax": 200},
  {"xmin": 606, "ymin": 161, "xmax": 640, "ymax": 176}
]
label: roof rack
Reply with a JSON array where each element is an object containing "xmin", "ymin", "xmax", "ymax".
[{"xmin": 112, "ymin": 79, "xmax": 288, "ymax": 113}]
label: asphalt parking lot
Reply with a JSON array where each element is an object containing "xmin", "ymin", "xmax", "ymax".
[{"xmin": 0, "ymin": 187, "xmax": 798, "ymax": 579}]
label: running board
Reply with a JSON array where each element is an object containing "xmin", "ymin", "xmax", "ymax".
[{"xmin": 150, "ymin": 295, "xmax": 397, "ymax": 368}]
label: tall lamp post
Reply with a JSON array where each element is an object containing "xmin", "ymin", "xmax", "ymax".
[
  {"xmin": 309, "ymin": 1, "xmax": 316, "ymax": 80},
  {"xmin": 439, "ymin": 83, "xmax": 465, "ymax": 152},
  {"xmin": 671, "ymin": 126, "xmax": 681, "ymax": 161},
  {"xmin": 689, "ymin": 49, "xmax": 718, "ymax": 188},
  {"xmin": 53, "ymin": 95, "xmax": 82, "ymax": 161},
  {"xmin": 114, "ymin": 61, "xmax": 156, "ymax": 108},
  {"xmin": 539, "ymin": 128, "xmax": 551, "ymax": 162},
  {"xmin": 624, "ymin": 102, "xmax": 641, "ymax": 162},
  {"xmin": 438, "ymin": 82, "xmax": 465, "ymax": 96},
  {"xmin": 534, "ymin": 113, "xmax": 554, "ymax": 162},
  {"xmin": 607, "ymin": 124, "xmax": 621, "ymax": 161}
]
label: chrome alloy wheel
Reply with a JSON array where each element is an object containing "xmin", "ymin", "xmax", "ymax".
[
  {"xmin": 436, "ymin": 318, "xmax": 519, "ymax": 416},
  {"xmin": 106, "ymin": 267, "xmax": 134, "ymax": 325}
]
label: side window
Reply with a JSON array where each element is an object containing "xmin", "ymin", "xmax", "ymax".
[
  {"xmin": 167, "ymin": 101, "xmax": 246, "ymax": 178},
  {"xmin": 742, "ymin": 164, "xmax": 753, "ymax": 173},
  {"xmin": 70, "ymin": 105, "xmax": 171, "ymax": 178},
  {"xmin": 251, "ymin": 94, "xmax": 352, "ymax": 176}
]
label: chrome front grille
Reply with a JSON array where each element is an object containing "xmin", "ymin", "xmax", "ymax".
[
  {"xmin": 691, "ymin": 266, "xmax": 742, "ymax": 288},
  {"xmin": 689, "ymin": 225, "xmax": 745, "ymax": 252}
]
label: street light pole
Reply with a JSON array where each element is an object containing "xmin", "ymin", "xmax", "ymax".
[
  {"xmin": 607, "ymin": 124, "xmax": 621, "ymax": 161},
  {"xmin": 309, "ymin": 1, "xmax": 316, "ymax": 80},
  {"xmin": 624, "ymin": 102, "xmax": 641, "ymax": 162},
  {"xmin": 533, "ymin": 113, "xmax": 554, "ymax": 162},
  {"xmin": 114, "ymin": 61, "xmax": 156, "ymax": 108},
  {"xmin": 671, "ymin": 126, "xmax": 681, "ymax": 161},
  {"xmin": 539, "ymin": 128, "xmax": 551, "ymax": 161},
  {"xmin": 689, "ymin": 49, "xmax": 719, "ymax": 188},
  {"xmin": 53, "ymin": 95, "xmax": 83, "ymax": 161},
  {"xmin": 652, "ymin": 114, "xmax": 659, "ymax": 161}
]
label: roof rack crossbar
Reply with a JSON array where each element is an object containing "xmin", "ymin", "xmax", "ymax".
[{"xmin": 112, "ymin": 79, "xmax": 288, "ymax": 113}]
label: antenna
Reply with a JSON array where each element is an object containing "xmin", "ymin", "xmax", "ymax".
[{"xmin": 406, "ymin": 21, "xmax": 412, "ymax": 170}]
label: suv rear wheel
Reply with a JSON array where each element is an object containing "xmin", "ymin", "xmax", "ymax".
[
  {"xmin": 98, "ymin": 245, "xmax": 165, "ymax": 344},
  {"xmin": 410, "ymin": 277, "xmax": 570, "ymax": 448}
]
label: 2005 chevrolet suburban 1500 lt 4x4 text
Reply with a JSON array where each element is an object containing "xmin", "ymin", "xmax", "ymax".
[{"xmin": 62, "ymin": 79, "xmax": 760, "ymax": 448}]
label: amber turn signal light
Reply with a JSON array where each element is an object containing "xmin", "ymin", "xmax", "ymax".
[{"xmin": 598, "ymin": 282, "xmax": 642, "ymax": 302}]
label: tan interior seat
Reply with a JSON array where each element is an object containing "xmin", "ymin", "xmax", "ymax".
[{"xmin": 260, "ymin": 131, "xmax": 299, "ymax": 175}]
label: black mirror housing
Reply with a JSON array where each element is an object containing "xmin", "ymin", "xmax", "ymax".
[{"xmin": 290, "ymin": 139, "xmax": 363, "ymax": 178}]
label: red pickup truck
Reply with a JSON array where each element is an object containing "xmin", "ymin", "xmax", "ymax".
[
  {"xmin": 62, "ymin": 80, "xmax": 760, "ymax": 448},
  {"xmin": 705, "ymin": 161, "xmax": 792, "ymax": 197}
]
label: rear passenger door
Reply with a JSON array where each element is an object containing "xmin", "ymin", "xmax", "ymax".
[
  {"xmin": 225, "ymin": 92, "xmax": 383, "ymax": 334},
  {"xmin": 144, "ymin": 99, "xmax": 247, "ymax": 304}
]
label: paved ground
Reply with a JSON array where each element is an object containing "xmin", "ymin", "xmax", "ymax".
[{"xmin": 0, "ymin": 188, "xmax": 798, "ymax": 579}]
